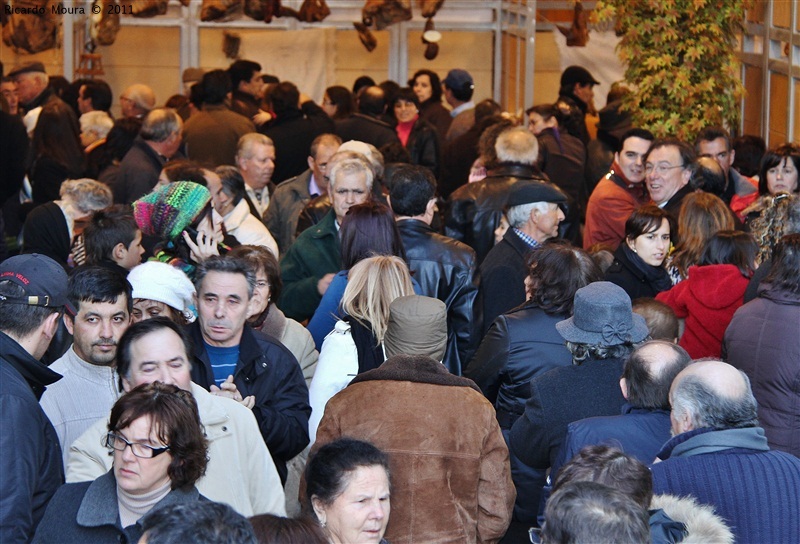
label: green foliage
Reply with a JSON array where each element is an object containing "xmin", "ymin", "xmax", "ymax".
[{"xmin": 594, "ymin": 0, "xmax": 748, "ymax": 140}]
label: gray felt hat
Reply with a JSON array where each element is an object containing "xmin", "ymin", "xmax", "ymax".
[{"xmin": 556, "ymin": 282, "xmax": 648, "ymax": 346}]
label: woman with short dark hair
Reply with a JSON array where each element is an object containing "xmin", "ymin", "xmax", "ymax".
[
  {"xmin": 305, "ymin": 438, "xmax": 391, "ymax": 544},
  {"xmin": 391, "ymin": 87, "xmax": 440, "ymax": 178},
  {"xmin": 33, "ymin": 382, "xmax": 209, "ymax": 543},
  {"xmin": 408, "ymin": 69, "xmax": 451, "ymax": 142}
]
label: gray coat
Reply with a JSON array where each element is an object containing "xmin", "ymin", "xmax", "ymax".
[{"xmin": 264, "ymin": 169, "xmax": 313, "ymax": 254}]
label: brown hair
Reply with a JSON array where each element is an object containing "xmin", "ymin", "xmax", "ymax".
[
  {"xmin": 249, "ymin": 514, "xmax": 327, "ymax": 544},
  {"xmin": 109, "ymin": 382, "xmax": 208, "ymax": 490},
  {"xmin": 625, "ymin": 205, "xmax": 675, "ymax": 244},
  {"xmin": 670, "ymin": 192, "xmax": 736, "ymax": 280}
]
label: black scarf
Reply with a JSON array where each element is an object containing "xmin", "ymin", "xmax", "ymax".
[{"xmin": 621, "ymin": 244, "xmax": 673, "ymax": 293}]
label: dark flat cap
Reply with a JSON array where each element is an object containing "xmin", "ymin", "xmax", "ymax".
[
  {"xmin": 560, "ymin": 65, "xmax": 599, "ymax": 87},
  {"xmin": 506, "ymin": 181, "xmax": 567, "ymax": 207},
  {"xmin": 8, "ymin": 62, "xmax": 46, "ymax": 78}
]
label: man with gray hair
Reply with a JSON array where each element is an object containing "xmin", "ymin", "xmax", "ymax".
[
  {"xmin": 116, "ymin": 107, "xmax": 184, "ymax": 203},
  {"xmin": 119, "ymin": 83, "xmax": 156, "ymax": 119},
  {"xmin": 479, "ymin": 179, "xmax": 566, "ymax": 330},
  {"xmin": 446, "ymin": 126, "xmax": 550, "ymax": 263},
  {"xmin": 236, "ymin": 133, "xmax": 276, "ymax": 219},
  {"xmin": 651, "ymin": 359, "xmax": 800, "ymax": 543},
  {"xmin": 279, "ymin": 152, "xmax": 373, "ymax": 321},
  {"xmin": 8, "ymin": 62, "xmax": 55, "ymax": 116}
]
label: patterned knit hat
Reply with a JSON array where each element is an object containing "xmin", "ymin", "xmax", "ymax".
[{"xmin": 133, "ymin": 182, "xmax": 211, "ymax": 241}]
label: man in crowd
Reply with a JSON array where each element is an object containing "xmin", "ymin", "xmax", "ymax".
[
  {"xmin": 40, "ymin": 266, "xmax": 131, "ymax": 462},
  {"xmin": 188, "ymin": 256, "xmax": 310, "ymax": 483},
  {"xmin": 0, "ymin": 254, "xmax": 72, "ymax": 541},
  {"xmin": 236, "ymin": 133, "xmax": 276, "ymax": 219},
  {"xmin": 260, "ymin": 81, "xmax": 334, "ymax": 183},
  {"xmin": 76, "ymin": 79, "xmax": 113, "ymax": 116},
  {"xmin": 443, "ymin": 69, "xmax": 475, "ymax": 141},
  {"xmin": 334, "ymin": 86, "xmax": 400, "ymax": 149},
  {"xmin": 556, "ymin": 65, "xmax": 599, "ymax": 145},
  {"xmin": 119, "ymin": 83, "xmax": 156, "ymax": 119},
  {"xmin": 116, "ymin": 107, "xmax": 184, "ymax": 203},
  {"xmin": 552, "ymin": 340, "xmax": 691, "ymax": 477},
  {"xmin": 8, "ymin": 62, "xmax": 57, "ymax": 116},
  {"xmin": 388, "ymin": 164, "xmax": 481, "ymax": 375},
  {"xmin": 645, "ymin": 138, "xmax": 696, "ymax": 222},
  {"xmin": 651, "ymin": 360, "xmax": 800, "ymax": 542},
  {"xmin": 67, "ymin": 317, "xmax": 287, "ymax": 517},
  {"xmin": 695, "ymin": 126, "xmax": 758, "ymax": 206},
  {"xmin": 446, "ymin": 126, "xmax": 550, "ymax": 263},
  {"xmin": 228, "ymin": 59, "xmax": 265, "ymax": 122},
  {"xmin": 480, "ymin": 179, "xmax": 566, "ymax": 331},
  {"xmin": 183, "ymin": 69, "xmax": 255, "ymax": 167},
  {"xmin": 265, "ymin": 133, "xmax": 341, "ymax": 253},
  {"xmin": 82, "ymin": 205, "xmax": 145, "ymax": 273},
  {"xmin": 584, "ymin": 128, "xmax": 654, "ymax": 250},
  {"xmin": 279, "ymin": 153, "xmax": 373, "ymax": 321}
]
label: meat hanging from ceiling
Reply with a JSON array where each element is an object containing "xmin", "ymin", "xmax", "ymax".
[{"xmin": 557, "ymin": 0, "xmax": 589, "ymax": 47}]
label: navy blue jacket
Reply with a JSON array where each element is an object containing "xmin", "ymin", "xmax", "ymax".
[
  {"xmin": 0, "ymin": 331, "xmax": 64, "ymax": 543},
  {"xmin": 188, "ymin": 323, "xmax": 311, "ymax": 483},
  {"xmin": 509, "ymin": 357, "xmax": 627, "ymax": 470},
  {"xmin": 651, "ymin": 427, "xmax": 800, "ymax": 544},
  {"xmin": 464, "ymin": 304, "xmax": 572, "ymax": 428},
  {"xmin": 551, "ymin": 404, "xmax": 671, "ymax": 479}
]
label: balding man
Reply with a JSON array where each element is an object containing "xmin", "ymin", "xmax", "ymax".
[
  {"xmin": 552, "ymin": 341, "xmax": 691, "ymax": 478},
  {"xmin": 651, "ymin": 360, "xmax": 800, "ymax": 543},
  {"xmin": 119, "ymin": 84, "xmax": 156, "ymax": 119},
  {"xmin": 335, "ymin": 86, "xmax": 400, "ymax": 149},
  {"xmin": 445, "ymin": 126, "xmax": 551, "ymax": 264},
  {"xmin": 116, "ymin": 108, "xmax": 184, "ymax": 203}
]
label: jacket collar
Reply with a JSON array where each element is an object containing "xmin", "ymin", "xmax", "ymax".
[
  {"xmin": 396, "ymin": 218, "xmax": 434, "ymax": 235},
  {"xmin": 485, "ymin": 163, "xmax": 543, "ymax": 180},
  {"xmin": 309, "ymin": 209, "xmax": 339, "ymax": 240},
  {"xmin": 502, "ymin": 227, "xmax": 536, "ymax": 259},
  {"xmin": 0, "ymin": 331, "xmax": 62, "ymax": 399},
  {"xmin": 656, "ymin": 426, "xmax": 770, "ymax": 461},
  {"xmin": 77, "ymin": 470, "xmax": 199, "ymax": 529},
  {"xmin": 349, "ymin": 354, "xmax": 482, "ymax": 394},
  {"xmin": 189, "ymin": 322, "xmax": 268, "ymax": 386}
]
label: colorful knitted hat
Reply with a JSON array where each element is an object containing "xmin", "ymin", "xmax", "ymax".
[{"xmin": 133, "ymin": 182, "xmax": 211, "ymax": 241}]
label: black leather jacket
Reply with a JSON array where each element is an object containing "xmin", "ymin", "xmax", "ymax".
[
  {"xmin": 444, "ymin": 164, "xmax": 548, "ymax": 264},
  {"xmin": 397, "ymin": 219, "xmax": 481, "ymax": 375},
  {"xmin": 405, "ymin": 119, "xmax": 441, "ymax": 179}
]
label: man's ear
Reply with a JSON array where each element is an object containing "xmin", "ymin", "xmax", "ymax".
[
  {"xmin": 121, "ymin": 375, "xmax": 132, "ymax": 393},
  {"xmin": 44, "ymin": 312, "xmax": 61, "ymax": 339},
  {"xmin": 308, "ymin": 155, "xmax": 315, "ymax": 171},
  {"xmin": 425, "ymin": 198, "xmax": 436, "ymax": 215},
  {"xmin": 112, "ymin": 242, "xmax": 126, "ymax": 263},
  {"xmin": 63, "ymin": 311, "xmax": 75, "ymax": 336},
  {"xmin": 619, "ymin": 377, "xmax": 629, "ymax": 400}
]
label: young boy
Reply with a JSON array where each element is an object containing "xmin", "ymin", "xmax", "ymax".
[{"xmin": 83, "ymin": 205, "xmax": 144, "ymax": 272}]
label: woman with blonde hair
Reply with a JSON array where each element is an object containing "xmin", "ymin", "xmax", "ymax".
[
  {"xmin": 308, "ymin": 255, "xmax": 414, "ymax": 441},
  {"xmin": 666, "ymin": 191, "xmax": 736, "ymax": 283}
]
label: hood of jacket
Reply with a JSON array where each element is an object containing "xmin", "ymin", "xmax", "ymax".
[{"xmin": 686, "ymin": 264, "xmax": 749, "ymax": 310}]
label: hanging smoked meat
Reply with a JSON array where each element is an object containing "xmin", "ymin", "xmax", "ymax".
[
  {"xmin": 200, "ymin": 0, "xmax": 242, "ymax": 22},
  {"xmin": 296, "ymin": 0, "xmax": 330, "ymax": 22},
  {"xmin": 130, "ymin": 0, "xmax": 168, "ymax": 17},
  {"xmin": 417, "ymin": 0, "xmax": 443, "ymax": 19},
  {"xmin": 1, "ymin": 0, "xmax": 57, "ymax": 54},
  {"xmin": 557, "ymin": 0, "xmax": 589, "ymax": 47},
  {"xmin": 91, "ymin": 0, "xmax": 120, "ymax": 46},
  {"xmin": 362, "ymin": 0, "xmax": 411, "ymax": 30}
]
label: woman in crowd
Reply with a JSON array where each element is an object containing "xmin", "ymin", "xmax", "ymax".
[
  {"xmin": 665, "ymin": 191, "xmax": 736, "ymax": 284},
  {"xmin": 28, "ymin": 100, "xmax": 87, "ymax": 205},
  {"xmin": 307, "ymin": 201, "xmax": 415, "ymax": 349},
  {"xmin": 408, "ymin": 69, "xmax": 451, "ymax": 142},
  {"xmin": 465, "ymin": 244, "xmax": 602, "ymax": 431},
  {"xmin": 157, "ymin": 159, "xmax": 207, "ymax": 187},
  {"xmin": 33, "ymin": 382, "xmax": 209, "ymax": 543},
  {"xmin": 724, "ymin": 233, "xmax": 800, "ymax": 458},
  {"xmin": 657, "ymin": 230, "xmax": 757, "ymax": 359},
  {"xmin": 229, "ymin": 244, "xmax": 318, "ymax": 387},
  {"xmin": 22, "ymin": 178, "xmax": 112, "ymax": 269},
  {"xmin": 605, "ymin": 205, "xmax": 674, "ymax": 300},
  {"xmin": 133, "ymin": 181, "xmax": 233, "ymax": 278},
  {"xmin": 321, "ymin": 85, "xmax": 354, "ymax": 120},
  {"xmin": 391, "ymin": 87, "xmax": 440, "ymax": 178},
  {"xmin": 305, "ymin": 438, "xmax": 391, "ymax": 544},
  {"xmin": 732, "ymin": 142, "xmax": 799, "ymax": 219},
  {"xmin": 308, "ymin": 255, "xmax": 414, "ymax": 440},
  {"xmin": 250, "ymin": 514, "xmax": 328, "ymax": 544},
  {"xmin": 127, "ymin": 261, "xmax": 197, "ymax": 325}
]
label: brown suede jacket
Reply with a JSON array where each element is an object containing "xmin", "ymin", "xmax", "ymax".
[{"xmin": 313, "ymin": 355, "xmax": 515, "ymax": 544}]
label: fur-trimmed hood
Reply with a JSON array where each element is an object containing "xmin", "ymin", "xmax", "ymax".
[{"xmin": 651, "ymin": 494, "xmax": 734, "ymax": 544}]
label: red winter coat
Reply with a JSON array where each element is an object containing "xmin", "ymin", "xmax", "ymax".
[{"xmin": 656, "ymin": 264, "xmax": 749, "ymax": 358}]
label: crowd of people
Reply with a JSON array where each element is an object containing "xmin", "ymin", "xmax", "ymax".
[{"xmin": 1, "ymin": 56, "xmax": 799, "ymax": 544}]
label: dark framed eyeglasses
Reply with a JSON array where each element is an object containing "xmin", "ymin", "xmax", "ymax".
[{"xmin": 104, "ymin": 432, "xmax": 170, "ymax": 459}]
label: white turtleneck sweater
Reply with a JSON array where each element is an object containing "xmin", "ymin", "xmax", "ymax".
[
  {"xmin": 117, "ymin": 480, "xmax": 171, "ymax": 528},
  {"xmin": 40, "ymin": 346, "xmax": 122, "ymax": 465}
]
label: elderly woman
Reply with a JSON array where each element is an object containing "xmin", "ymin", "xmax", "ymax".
[
  {"xmin": 213, "ymin": 166, "xmax": 279, "ymax": 257},
  {"xmin": 33, "ymin": 382, "xmax": 209, "ymax": 543},
  {"xmin": 22, "ymin": 178, "xmax": 112, "ymax": 269},
  {"xmin": 127, "ymin": 261, "xmax": 197, "ymax": 324},
  {"xmin": 228, "ymin": 245, "xmax": 317, "ymax": 387},
  {"xmin": 305, "ymin": 438, "xmax": 391, "ymax": 544},
  {"xmin": 605, "ymin": 205, "xmax": 674, "ymax": 300}
]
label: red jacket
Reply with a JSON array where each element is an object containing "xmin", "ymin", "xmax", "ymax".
[{"xmin": 656, "ymin": 264, "xmax": 749, "ymax": 358}]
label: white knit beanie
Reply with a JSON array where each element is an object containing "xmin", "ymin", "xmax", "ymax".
[{"xmin": 127, "ymin": 261, "xmax": 196, "ymax": 322}]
